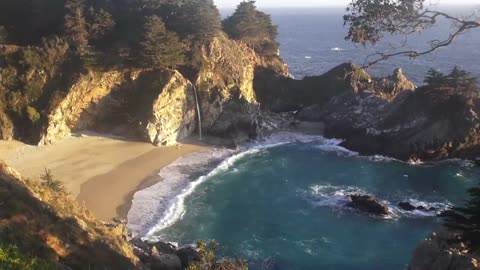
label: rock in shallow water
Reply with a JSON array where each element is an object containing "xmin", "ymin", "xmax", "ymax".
[
  {"xmin": 346, "ymin": 194, "xmax": 390, "ymax": 216},
  {"xmin": 398, "ymin": 202, "xmax": 436, "ymax": 212}
]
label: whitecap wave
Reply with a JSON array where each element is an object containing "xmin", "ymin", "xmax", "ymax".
[
  {"xmin": 313, "ymin": 138, "xmax": 358, "ymax": 156},
  {"xmin": 308, "ymin": 184, "xmax": 366, "ymax": 208},
  {"xmin": 330, "ymin": 47, "xmax": 345, "ymax": 51}
]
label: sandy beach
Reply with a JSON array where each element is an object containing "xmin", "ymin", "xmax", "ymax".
[{"xmin": 0, "ymin": 133, "xmax": 207, "ymax": 221}]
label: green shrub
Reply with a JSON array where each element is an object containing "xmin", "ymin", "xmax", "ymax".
[
  {"xmin": 0, "ymin": 244, "xmax": 57, "ymax": 270},
  {"xmin": 26, "ymin": 106, "xmax": 40, "ymax": 123},
  {"xmin": 40, "ymin": 168, "xmax": 65, "ymax": 193},
  {"xmin": 188, "ymin": 241, "xmax": 248, "ymax": 270}
]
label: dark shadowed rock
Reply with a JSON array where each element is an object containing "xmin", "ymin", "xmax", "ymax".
[
  {"xmin": 347, "ymin": 194, "xmax": 390, "ymax": 216},
  {"xmin": 150, "ymin": 253, "xmax": 182, "ymax": 270},
  {"xmin": 409, "ymin": 229, "xmax": 480, "ymax": 270},
  {"xmin": 151, "ymin": 241, "xmax": 177, "ymax": 255},
  {"xmin": 176, "ymin": 247, "xmax": 200, "ymax": 269},
  {"xmin": 398, "ymin": 202, "xmax": 437, "ymax": 212},
  {"xmin": 399, "ymin": 202, "xmax": 417, "ymax": 211}
]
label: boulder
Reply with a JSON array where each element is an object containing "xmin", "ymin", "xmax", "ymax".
[{"xmin": 347, "ymin": 194, "xmax": 390, "ymax": 216}]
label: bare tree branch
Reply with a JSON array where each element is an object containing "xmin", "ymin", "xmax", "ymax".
[{"xmin": 344, "ymin": 0, "xmax": 480, "ymax": 69}]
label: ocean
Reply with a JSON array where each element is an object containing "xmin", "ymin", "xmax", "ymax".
[
  {"xmin": 129, "ymin": 133, "xmax": 480, "ymax": 270},
  {"xmin": 269, "ymin": 7, "xmax": 480, "ymax": 84},
  {"xmin": 127, "ymin": 8, "xmax": 480, "ymax": 270}
]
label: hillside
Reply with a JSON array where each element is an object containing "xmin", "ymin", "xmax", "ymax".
[{"xmin": 0, "ymin": 161, "xmax": 139, "ymax": 269}]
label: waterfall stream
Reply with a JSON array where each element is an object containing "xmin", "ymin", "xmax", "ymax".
[{"xmin": 193, "ymin": 86, "xmax": 202, "ymax": 140}]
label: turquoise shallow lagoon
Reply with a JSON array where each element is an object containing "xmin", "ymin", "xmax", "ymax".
[{"xmin": 146, "ymin": 139, "xmax": 480, "ymax": 270}]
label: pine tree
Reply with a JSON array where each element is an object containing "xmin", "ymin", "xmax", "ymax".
[
  {"xmin": 87, "ymin": 7, "xmax": 115, "ymax": 41},
  {"xmin": 444, "ymin": 185, "xmax": 480, "ymax": 250},
  {"xmin": 447, "ymin": 66, "xmax": 478, "ymax": 90},
  {"xmin": 171, "ymin": 0, "xmax": 222, "ymax": 43},
  {"xmin": 424, "ymin": 69, "xmax": 448, "ymax": 87},
  {"xmin": 64, "ymin": 0, "xmax": 89, "ymax": 49},
  {"xmin": 223, "ymin": 1, "xmax": 278, "ymax": 55},
  {"xmin": 138, "ymin": 15, "xmax": 185, "ymax": 68}
]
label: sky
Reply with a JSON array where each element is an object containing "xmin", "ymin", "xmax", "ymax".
[{"xmin": 214, "ymin": 0, "xmax": 480, "ymax": 8}]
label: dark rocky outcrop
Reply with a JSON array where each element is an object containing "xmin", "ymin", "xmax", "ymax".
[
  {"xmin": 398, "ymin": 202, "xmax": 436, "ymax": 212},
  {"xmin": 130, "ymin": 238, "xmax": 199, "ymax": 270},
  {"xmin": 254, "ymin": 63, "xmax": 372, "ymax": 112},
  {"xmin": 409, "ymin": 230, "xmax": 480, "ymax": 270},
  {"xmin": 346, "ymin": 194, "xmax": 390, "ymax": 216},
  {"xmin": 281, "ymin": 63, "xmax": 480, "ymax": 161},
  {"xmin": 321, "ymin": 84, "xmax": 480, "ymax": 160}
]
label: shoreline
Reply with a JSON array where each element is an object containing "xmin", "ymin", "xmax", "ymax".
[
  {"xmin": 0, "ymin": 133, "xmax": 208, "ymax": 221},
  {"xmin": 128, "ymin": 132, "xmax": 326, "ymax": 239}
]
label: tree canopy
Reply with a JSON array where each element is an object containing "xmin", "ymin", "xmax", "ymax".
[
  {"xmin": 64, "ymin": 0, "xmax": 89, "ymax": 49},
  {"xmin": 170, "ymin": 0, "xmax": 222, "ymax": 42},
  {"xmin": 344, "ymin": 0, "xmax": 480, "ymax": 68},
  {"xmin": 424, "ymin": 67, "xmax": 478, "ymax": 90},
  {"xmin": 137, "ymin": 15, "xmax": 185, "ymax": 69},
  {"xmin": 223, "ymin": 1, "xmax": 279, "ymax": 56}
]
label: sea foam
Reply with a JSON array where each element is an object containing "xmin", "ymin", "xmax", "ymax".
[{"xmin": 305, "ymin": 184, "xmax": 451, "ymax": 219}]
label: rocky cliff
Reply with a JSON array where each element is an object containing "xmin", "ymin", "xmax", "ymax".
[
  {"xmin": 0, "ymin": 35, "xmax": 288, "ymax": 147},
  {"xmin": 271, "ymin": 63, "xmax": 480, "ymax": 161},
  {"xmin": 409, "ymin": 230, "xmax": 480, "ymax": 270}
]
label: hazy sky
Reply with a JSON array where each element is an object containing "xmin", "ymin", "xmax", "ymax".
[{"xmin": 214, "ymin": 0, "xmax": 480, "ymax": 8}]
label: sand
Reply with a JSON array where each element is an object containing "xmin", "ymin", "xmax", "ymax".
[{"xmin": 0, "ymin": 133, "xmax": 207, "ymax": 221}]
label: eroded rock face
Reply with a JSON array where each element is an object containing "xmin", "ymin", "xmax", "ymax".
[
  {"xmin": 37, "ymin": 69, "xmax": 198, "ymax": 146},
  {"xmin": 34, "ymin": 35, "xmax": 287, "ymax": 146},
  {"xmin": 322, "ymin": 86, "xmax": 480, "ymax": 160},
  {"xmin": 39, "ymin": 71, "xmax": 126, "ymax": 145},
  {"xmin": 0, "ymin": 111, "xmax": 13, "ymax": 140},
  {"xmin": 346, "ymin": 194, "xmax": 390, "ymax": 216},
  {"xmin": 140, "ymin": 70, "xmax": 197, "ymax": 146},
  {"xmin": 409, "ymin": 230, "xmax": 480, "ymax": 270}
]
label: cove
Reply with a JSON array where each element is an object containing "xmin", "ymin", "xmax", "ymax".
[{"xmin": 146, "ymin": 139, "xmax": 480, "ymax": 270}]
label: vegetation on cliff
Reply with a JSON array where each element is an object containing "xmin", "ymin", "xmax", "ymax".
[
  {"xmin": 223, "ymin": 1, "xmax": 279, "ymax": 57},
  {"xmin": 0, "ymin": 162, "xmax": 138, "ymax": 269}
]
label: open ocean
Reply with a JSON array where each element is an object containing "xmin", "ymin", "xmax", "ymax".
[{"xmin": 268, "ymin": 7, "xmax": 480, "ymax": 84}]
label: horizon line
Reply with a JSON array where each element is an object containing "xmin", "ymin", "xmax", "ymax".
[{"xmin": 218, "ymin": 3, "xmax": 479, "ymax": 9}]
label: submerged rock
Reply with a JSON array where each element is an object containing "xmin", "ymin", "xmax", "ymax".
[{"xmin": 346, "ymin": 194, "xmax": 390, "ymax": 216}]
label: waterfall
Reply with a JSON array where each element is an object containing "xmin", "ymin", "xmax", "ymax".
[{"xmin": 193, "ymin": 85, "xmax": 203, "ymax": 140}]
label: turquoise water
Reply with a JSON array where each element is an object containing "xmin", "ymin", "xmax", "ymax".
[{"xmin": 148, "ymin": 140, "xmax": 479, "ymax": 270}]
